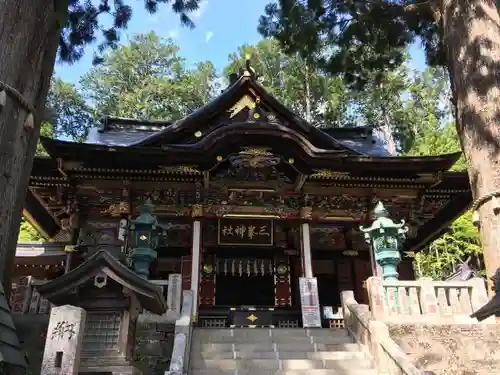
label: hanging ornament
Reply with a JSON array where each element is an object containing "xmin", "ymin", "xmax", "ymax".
[
  {"xmin": 231, "ymin": 260, "xmax": 235, "ymax": 276},
  {"xmin": 260, "ymin": 260, "xmax": 265, "ymax": 276},
  {"xmin": 238, "ymin": 260, "xmax": 243, "ymax": 277},
  {"xmin": 253, "ymin": 260, "xmax": 258, "ymax": 276},
  {"xmin": 268, "ymin": 261, "xmax": 273, "ymax": 275},
  {"xmin": 215, "ymin": 259, "xmax": 219, "ymax": 275},
  {"xmin": 492, "ymin": 196, "xmax": 500, "ymax": 215},
  {"xmin": 24, "ymin": 112, "xmax": 34, "ymax": 129},
  {"xmin": 246, "ymin": 260, "xmax": 251, "ymax": 276},
  {"xmin": 472, "ymin": 210, "xmax": 480, "ymax": 226},
  {"xmin": 224, "ymin": 259, "xmax": 228, "ymax": 275}
]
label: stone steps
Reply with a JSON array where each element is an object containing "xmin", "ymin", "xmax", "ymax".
[
  {"xmin": 191, "ymin": 342, "xmax": 359, "ymax": 353},
  {"xmin": 192, "ymin": 349, "xmax": 364, "ymax": 360},
  {"xmin": 189, "ymin": 328, "xmax": 378, "ymax": 375},
  {"xmin": 190, "ymin": 369, "xmax": 378, "ymax": 375},
  {"xmin": 191, "ymin": 358, "xmax": 373, "ymax": 370}
]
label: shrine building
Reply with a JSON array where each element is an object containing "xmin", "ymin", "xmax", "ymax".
[{"xmin": 13, "ymin": 65, "xmax": 472, "ymax": 328}]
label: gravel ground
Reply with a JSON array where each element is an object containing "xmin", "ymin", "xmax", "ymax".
[{"xmin": 389, "ymin": 324, "xmax": 500, "ymax": 375}]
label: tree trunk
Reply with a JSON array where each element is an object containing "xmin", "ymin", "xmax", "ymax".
[
  {"xmin": 442, "ymin": 0, "xmax": 500, "ymax": 285},
  {"xmin": 0, "ymin": 0, "xmax": 63, "ymax": 297},
  {"xmin": 380, "ymin": 110, "xmax": 397, "ymax": 155},
  {"xmin": 304, "ymin": 63, "xmax": 313, "ymax": 123}
]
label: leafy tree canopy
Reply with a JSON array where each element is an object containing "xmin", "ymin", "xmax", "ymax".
[
  {"xmin": 258, "ymin": 0, "xmax": 441, "ymax": 89},
  {"xmin": 46, "ymin": 78, "xmax": 94, "ymax": 141},
  {"xmin": 61, "ymin": 0, "xmax": 201, "ymax": 64},
  {"xmin": 80, "ymin": 32, "xmax": 218, "ymax": 120},
  {"xmin": 224, "ymin": 39, "xmax": 355, "ymax": 126}
]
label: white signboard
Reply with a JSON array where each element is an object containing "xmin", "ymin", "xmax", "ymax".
[
  {"xmin": 299, "ymin": 277, "xmax": 322, "ymax": 328},
  {"xmin": 167, "ymin": 273, "xmax": 182, "ymax": 315}
]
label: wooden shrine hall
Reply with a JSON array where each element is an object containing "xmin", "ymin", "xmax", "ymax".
[{"xmin": 19, "ymin": 64, "xmax": 472, "ymax": 328}]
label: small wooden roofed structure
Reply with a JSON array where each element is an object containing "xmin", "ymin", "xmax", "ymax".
[
  {"xmin": 36, "ymin": 250, "xmax": 166, "ymax": 315},
  {"xmin": 25, "ymin": 69, "xmax": 472, "ymax": 254},
  {"xmin": 0, "ymin": 281, "xmax": 27, "ymax": 373}
]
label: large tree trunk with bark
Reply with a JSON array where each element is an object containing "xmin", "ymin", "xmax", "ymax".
[
  {"xmin": 442, "ymin": 0, "xmax": 500, "ymax": 284},
  {"xmin": 0, "ymin": 0, "xmax": 63, "ymax": 296}
]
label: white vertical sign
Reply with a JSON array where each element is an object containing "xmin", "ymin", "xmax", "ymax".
[
  {"xmin": 299, "ymin": 277, "xmax": 322, "ymax": 328},
  {"xmin": 167, "ymin": 273, "xmax": 182, "ymax": 315}
]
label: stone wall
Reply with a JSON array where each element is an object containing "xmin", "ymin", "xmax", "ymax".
[
  {"xmin": 13, "ymin": 315, "xmax": 175, "ymax": 375},
  {"xmin": 390, "ymin": 324, "xmax": 500, "ymax": 375},
  {"xmin": 134, "ymin": 322, "xmax": 175, "ymax": 375}
]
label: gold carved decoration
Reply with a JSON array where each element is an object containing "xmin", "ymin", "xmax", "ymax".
[
  {"xmin": 160, "ymin": 165, "xmax": 201, "ymax": 174},
  {"xmin": 310, "ymin": 169, "xmax": 350, "ymax": 179},
  {"xmin": 247, "ymin": 314, "xmax": 258, "ymax": 322},
  {"xmin": 239, "ymin": 147, "xmax": 273, "ymax": 157},
  {"xmin": 300, "ymin": 206, "xmax": 313, "ymax": 220},
  {"xmin": 228, "ymin": 95, "xmax": 256, "ymax": 118},
  {"xmin": 101, "ymin": 201, "xmax": 130, "ymax": 217},
  {"xmin": 191, "ymin": 204, "xmax": 204, "ymax": 218}
]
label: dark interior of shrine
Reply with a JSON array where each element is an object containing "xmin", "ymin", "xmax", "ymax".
[{"xmin": 215, "ymin": 274, "xmax": 275, "ymax": 306}]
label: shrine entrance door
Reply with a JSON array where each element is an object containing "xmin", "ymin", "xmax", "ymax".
[{"xmin": 214, "ymin": 257, "xmax": 275, "ymax": 307}]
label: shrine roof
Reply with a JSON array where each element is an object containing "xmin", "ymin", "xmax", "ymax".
[
  {"xmin": 87, "ymin": 116, "xmax": 393, "ymax": 157},
  {"xmin": 36, "ymin": 250, "xmax": 167, "ymax": 315},
  {"xmin": 39, "ymin": 134, "xmax": 462, "ymax": 175}
]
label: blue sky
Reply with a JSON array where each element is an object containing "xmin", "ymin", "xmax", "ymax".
[{"xmin": 55, "ymin": 0, "xmax": 427, "ymax": 85}]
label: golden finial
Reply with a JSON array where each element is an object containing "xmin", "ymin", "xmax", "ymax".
[{"xmin": 243, "ymin": 53, "xmax": 255, "ymax": 77}]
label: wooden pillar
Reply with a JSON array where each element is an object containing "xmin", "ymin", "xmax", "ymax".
[
  {"xmin": 181, "ymin": 256, "xmax": 192, "ymax": 291},
  {"xmin": 274, "ymin": 255, "xmax": 291, "ymax": 306},
  {"xmin": 337, "ymin": 258, "xmax": 354, "ymax": 292},
  {"xmin": 354, "ymin": 258, "xmax": 372, "ymax": 304},
  {"xmin": 190, "ymin": 204, "xmax": 203, "ymax": 322},
  {"xmin": 300, "ymin": 208, "xmax": 313, "ymax": 278},
  {"xmin": 199, "ymin": 254, "xmax": 216, "ymax": 306}
]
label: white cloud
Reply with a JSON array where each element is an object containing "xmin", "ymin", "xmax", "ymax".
[
  {"xmin": 168, "ymin": 29, "xmax": 180, "ymax": 39},
  {"xmin": 204, "ymin": 31, "xmax": 214, "ymax": 43},
  {"xmin": 192, "ymin": 0, "xmax": 208, "ymax": 20}
]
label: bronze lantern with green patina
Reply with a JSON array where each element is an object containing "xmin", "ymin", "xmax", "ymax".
[
  {"xmin": 128, "ymin": 198, "xmax": 160, "ymax": 278},
  {"xmin": 360, "ymin": 201, "xmax": 408, "ymax": 280}
]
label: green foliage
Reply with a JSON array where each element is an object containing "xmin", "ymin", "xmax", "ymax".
[
  {"xmin": 17, "ymin": 218, "xmax": 43, "ymax": 243},
  {"xmin": 61, "ymin": 0, "xmax": 201, "ymax": 64},
  {"xmin": 46, "ymin": 78, "xmax": 94, "ymax": 141},
  {"xmin": 258, "ymin": 0, "xmax": 440, "ymax": 89},
  {"xmin": 225, "ymin": 39, "xmax": 362, "ymax": 126},
  {"xmin": 413, "ymin": 212, "xmax": 482, "ymax": 280},
  {"xmin": 80, "ymin": 32, "xmax": 218, "ymax": 120},
  {"xmin": 400, "ymin": 69, "xmax": 479, "ymax": 279}
]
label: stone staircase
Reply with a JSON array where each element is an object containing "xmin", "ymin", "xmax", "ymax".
[{"xmin": 189, "ymin": 328, "xmax": 379, "ymax": 375}]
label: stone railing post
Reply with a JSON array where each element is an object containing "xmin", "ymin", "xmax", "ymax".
[
  {"xmin": 368, "ymin": 320, "xmax": 390, "ymax": 371},
  {"xmin": 366, "ymin": 276, "xmax": 386, "ymax": 319},
  {"xmin": 341, "ymin": 290, "xmax": 355, "ymax": 328},
  {"xmin": 418, "ymin": 278, "xmax": 439, "ymax": 316},
  {"xmin": 165, "ymin": 290, "xmax": 193, "ymax": 375},
  {"xmin": 469, "ymin": 277, "xmax": 496, "ymax": 323}
]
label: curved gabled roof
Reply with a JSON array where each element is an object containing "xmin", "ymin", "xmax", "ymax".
[{"xmin": 36, "ymin": 250, "xmax": 166, "ymax": 315}]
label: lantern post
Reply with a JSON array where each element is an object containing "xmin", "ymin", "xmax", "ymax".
[
  {"xmin": 360, "ymin": 201, "xmax": 408, "ymax": 280},
  {"xmin": 128, "ymin": 198, "xmax": 160, "ymax": 278}
]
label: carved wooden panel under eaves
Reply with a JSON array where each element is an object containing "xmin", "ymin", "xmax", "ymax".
[
  {"xmin": 131, "ymin": 188, "xmax": 198, "ymax": 216},
  {"xmin": 290, "ymin": 225, "xmax": 347, "ymax": 251},
  {"xmin": 309, "ymin": 194, "xmax": 369, "ymax": 219},
  {"xmin": 158, "ymin": 220, "xmax": 192, "ymax": 248}
]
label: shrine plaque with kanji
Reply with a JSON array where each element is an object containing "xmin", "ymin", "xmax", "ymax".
[{"xmin": 217, "ymin": 219, "xmax": 274, "ymax": 246}]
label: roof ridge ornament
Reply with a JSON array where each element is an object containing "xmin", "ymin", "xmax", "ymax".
[{"xmin": 242, "ymin": 54, "xmax": 264, "ymax": 83}]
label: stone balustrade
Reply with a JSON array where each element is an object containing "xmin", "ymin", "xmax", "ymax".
[
  {"xmin": 165, "ymin": 290, "xmax": 193, "ymax": 375},
  {"xmin": 365, "ymin": 276, "xmax": 493, "ymax": 323},
  {"xmin": 341, "ymin": 290, "xmax": 425, "ymax": 375}
]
